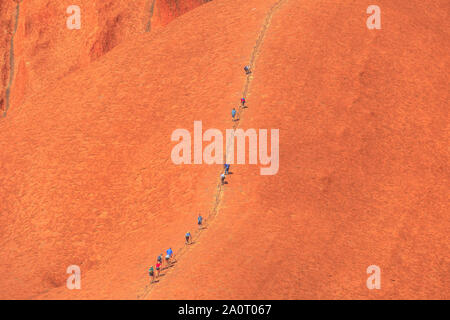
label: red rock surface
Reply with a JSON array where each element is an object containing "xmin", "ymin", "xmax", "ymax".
[{"xmin": 0, "ymin": 0, "xmax": 448, "ymax": 299}]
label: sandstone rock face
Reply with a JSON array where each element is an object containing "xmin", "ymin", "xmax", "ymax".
[{"xmin": 0, "ymin": 0, "xmax": 209, "ymax": 116}]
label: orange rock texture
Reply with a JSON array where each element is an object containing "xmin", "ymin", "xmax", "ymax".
[{"xmin": 0, "ymin": 0, "xmax": 448, "ymax": 299}]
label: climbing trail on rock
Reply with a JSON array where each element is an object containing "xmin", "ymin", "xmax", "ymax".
[
  {"xmin": 137, "ymin": 0, "xmax": 288, "ymax": 299},
  {"xmin": 2, "ymin": 0, "xmax": 21, "ymax": 118}
]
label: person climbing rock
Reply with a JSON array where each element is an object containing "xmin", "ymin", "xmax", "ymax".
[
  {"xmin": 155, "ymin": 262, "xmax": 161, "ymax": 277},
  {"xmin": 241, "ymin": 97, "xmax": 246, "ymax": 107},
  {"xmin": 224, "ymin": 163, "xmax": 230, "ymax": 175},
  {"xmin": 221, "ymin": 173, "xmax": 226, "ymax": 185},
  {"xmin": 148, "ymin": 266, "xmax": 155, "ymax": 283},
  {"xmin": 232, "ymin": 108, "xmax": 237, "ymax": 121},
  {"xmin": 185, "ymin": 232, "xmax": 192, "ymax": 244},
  {"xmin": 198, "ymin": 214, "xmax": 203, "ymax": 230},
  {"xmin": 244, "ymin": 65, "xmax": 251, "ymax": 74},
  {"xmin": 165, "ymin": 253, "xmax": 171, "ymax": 266}
]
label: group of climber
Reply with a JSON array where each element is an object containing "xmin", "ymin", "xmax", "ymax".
[{"xmin": 147, "ymin": 65, "xmax": 251, "ymax": 285}]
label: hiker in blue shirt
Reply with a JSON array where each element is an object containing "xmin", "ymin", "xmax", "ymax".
[
  {"xmin": 224, "ymin": 164, "xmax": 230, "ymax": 175},
  {"xmin": 165, "ymin": 248, "xmax": 173, "ymax": 266},
  {"xmin": 185, "ymin": 232, "xmax": 192, "ymax": 244},
  {"xmin": 244, "ymin": 65, "xmax": 251, "ymax": 75}
]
